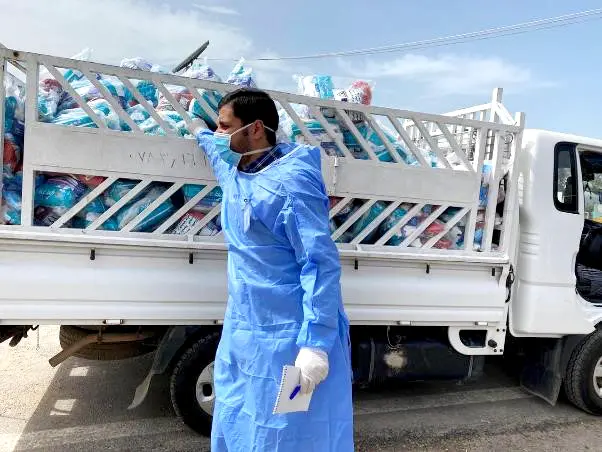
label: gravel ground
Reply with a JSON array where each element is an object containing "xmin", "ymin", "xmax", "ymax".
[{"xmin": 1, "ymin": 326, "xmax": 602, "ymax": 451}]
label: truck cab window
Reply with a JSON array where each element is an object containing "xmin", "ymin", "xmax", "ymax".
[
  {"xmin": 579, "ymin": 151, "xmax": 602, "ymax": 221},
  {"xmin": 554, "ymin": 143, "xmax": 578, "ymax": 213},
  {"xmin": 575, "ymin": 150, "xmax": 602, "ymax": 305}
]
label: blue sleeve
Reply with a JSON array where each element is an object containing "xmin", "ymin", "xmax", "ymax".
[
  {"xmin": 281, "ymin": 169, "xmax": 343, "ymax": 355},
  {"xmin": 196, "ymin": 129, "xmax": 233, "ymax": 186}
]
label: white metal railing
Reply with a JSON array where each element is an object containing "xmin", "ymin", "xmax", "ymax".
[{"xmin": 0, "ymin": 48, "xmax": 524, "ymax": 260}]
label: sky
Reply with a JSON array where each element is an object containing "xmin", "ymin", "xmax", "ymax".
[{"xmin": 1, "ymin": 0, "xmax": 601, "ymax": 138}]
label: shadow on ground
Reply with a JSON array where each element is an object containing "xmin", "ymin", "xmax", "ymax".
[
  {"xmin": 9, "ymin": 353, "xmax": 593, "ymax": 452},
  {"xmin": 11, "ymin": 352, "xmax": 210, "ymax": 451}
]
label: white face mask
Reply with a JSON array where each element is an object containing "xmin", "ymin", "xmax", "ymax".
[{"xmin": 213, "ymin": 122, "xmax": 276, "ymax": 166}]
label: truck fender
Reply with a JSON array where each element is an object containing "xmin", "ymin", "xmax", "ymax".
[
  {"xmin": 128, "ymin": 326, "xmax": 202, "ymax": 410},
  {"xmin": 520, "ymin": 335, "xmax": 585, "ymax": 405}
]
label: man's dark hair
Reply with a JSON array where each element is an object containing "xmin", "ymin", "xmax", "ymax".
[{"xmin": 218, "ymin": 88, "xmax": 279, "ymax": 145}]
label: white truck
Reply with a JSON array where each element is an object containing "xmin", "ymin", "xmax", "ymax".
[{"xmin": 2, "ymin": 47, "xmax": 602, "ymax": 436}]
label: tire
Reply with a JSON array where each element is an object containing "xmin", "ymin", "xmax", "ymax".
[
  {"xmin": 564, "ymin": 328, "xmax": 602, "ymax": 414},
  {"xmin": 58, "ymin": 326, "xmax": 156, "ymax": 361},
  {"xmin": 170, "ymin": 331, "xmax": 221, "ymax": 437}
]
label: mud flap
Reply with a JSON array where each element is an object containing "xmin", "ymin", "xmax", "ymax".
[
  {"xmin": 129, "ymin": 326, "xmax": 191, "ymax": 409},
  {"xmin": 520, "ymin": 337, "xmax": 563, "ymax": 405}
]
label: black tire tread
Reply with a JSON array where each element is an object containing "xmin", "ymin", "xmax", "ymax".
[
  {"xmin": 170, "ymin": 339, "xmax": 203, "ymax": 419},
  {"xmin": 564, "ymin": 328, "xmax": 602, "ymax": 414},
  {"xmin": 169, "ymin": 331, "xmax": 220, "ymax": 437}
]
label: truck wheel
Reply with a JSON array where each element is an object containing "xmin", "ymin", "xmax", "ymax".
[
  {"xmin": 170, "ymin": 331, "xmax": 220, "ymax": 436},
  {"xmin": 59, "ymin": 326, "xmax": 156, "ymax": 361},
  {"xmin": 565, "ymin": 328, "xmax": 602, "ymax": 414}
]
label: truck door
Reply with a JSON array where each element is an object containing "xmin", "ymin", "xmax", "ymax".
[
  {"xmin": 512, "ymin": 137, "xmax": 593, "ymax": 336},
  {"xmin": 574, "ymin": 149, "xmax": 602, "ymax": 304}
]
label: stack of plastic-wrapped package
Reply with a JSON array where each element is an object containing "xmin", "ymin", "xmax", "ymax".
[
  {"xmin": 1, "ymin": 54, "xmax": 506, "ymax": 251},
  {"xmin": 279, "ymin": 74, "xmax": 506, "ymax": 251},
  {"xmin": 278, "ymin": 76, "xmax": 419, "ymax": 165},
  {"xmin": 2, "ymin": 70, "xmax": 26, "ymax": 226},
  {"xmin": 2, "ymin": 53, "xmax": 258, "ymax": 234}
]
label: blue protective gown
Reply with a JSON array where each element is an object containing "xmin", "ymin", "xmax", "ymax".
[{"xmin": 196, "ymin": 131, "xmax": 354, "ymax": 451}]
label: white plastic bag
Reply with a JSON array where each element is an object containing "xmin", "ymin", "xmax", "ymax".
[{"xmin": 39, "ymin": 48, "xmax": 93, "ymax": 83}]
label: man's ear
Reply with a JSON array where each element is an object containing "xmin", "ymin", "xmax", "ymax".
[{"xmin": 250, "ymin": 120, "xmax": 263, "ymax": 139}]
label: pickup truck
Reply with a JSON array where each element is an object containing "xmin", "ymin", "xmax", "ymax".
[{"xmin": 2, "ymin": 47, "xmax": 602, "ymax": 436}]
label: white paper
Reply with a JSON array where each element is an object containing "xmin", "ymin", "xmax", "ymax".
[{"xmin": 272, "ymin": 365, "xmax": 313, "ymax": 414}]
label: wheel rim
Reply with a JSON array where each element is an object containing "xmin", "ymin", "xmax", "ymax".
[
  {"xmin": 593, "ymin": 357, "xmax": 602, "ymax": 398},
  {"xmin": 195, "ymin": 361, "xmax": 215, "ymax": 415}
]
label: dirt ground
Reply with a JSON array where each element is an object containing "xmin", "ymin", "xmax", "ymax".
[{"xmin": 2, "ymin": 326, "xmax": 602, "ymax": 452}]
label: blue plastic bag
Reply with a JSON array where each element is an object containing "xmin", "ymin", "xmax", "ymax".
[
  {"xmin": 38, "ymin": 79, "xmax": 64, "ymax": 122},
  {"xmin": 349, "ymin": 201, "xmax": 388, "ymax": 243},
  {"xmin": 379, "ymin": 204, "xmax": 434, "ymax": 246},
  {"xmin": 479, "ymin": 162, "xmax": 493, "ymax": 208},
  {"xmin": 136, "ymin": 111, "xmax": 189, "ymax": 136},
  {"xmin": 120, "ymin": 57, "xmax": 154, "ymax": 72},
  {"xmin": 4, "ymin": 94, "xmax": 17, "ymax": 132},
  {"xmin": 58, "ymin": 77, "xmax": 132, "ymax": 114},
  {"xmin": 157, "ymin": 62, "xmax": 221, "ymax": 115},
  {"xmin": 119, "ymin": 58, "xmax": 162, "ymax": 107},
  {"xmin": 52, "ymin": 99, "xmax": 120, "ymax": 130},
  {"xmin": 182, "ymin": 184, "xmax": 223, "ymax": 213},
  {"xmin": 342, "ymin": 123, "xmax": 417, "ymax": 165},
  {"xmin": 114, "ymin": 186, "xmax": 175, "ymax": 232},
  {"xmin": 104, "ymin": 180, "xmax": 138, "ymax": 207},
  {"xmin": 121, "ymin": 105, "xmax": 151, "ymax": 132},
  {"xmin": 188, "ymin": 92, "xmax": 221, "ymax": 128},
  {"xmin": 4, "ymin": 73, "xmax": 25, "ymax": 134},
  {"xmin": 71, "ymin": 196, "xmax": 119, "ymax": 231},
  {"xmin": 135, "ymin": 80, "xmax": 159, "ymax": 107},
  {"xmin": 2, "ymin": 189, "xmax": 22, "ymax": 225},
  {"xmin": 286, "ymin": 118, "xmax": 345, "ymax": 157},
  {"xmin": 226, "ymin": 58, "xmax": 257, "ymax": 88},
  {"xmin": 185, "ymin": 65, "xmax": 223, "ymax": 127},
  {"xmin": 296, "ymin": 74, "xmax": 335, "ymax": 100},
  {"xmin": 35, "ymin": 175, "xmax": 87, "ymax": 209}
]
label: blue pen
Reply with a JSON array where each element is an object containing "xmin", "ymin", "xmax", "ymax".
[{"xmin": 289, "ymin": 385, "xmax": 301, "ymax": 400}]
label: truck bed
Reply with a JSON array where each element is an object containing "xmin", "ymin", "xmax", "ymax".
[{"xmin": 0, "ymin": 48, "xmax": 523, "ymax": 334}]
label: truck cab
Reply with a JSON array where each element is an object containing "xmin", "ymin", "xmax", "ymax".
[{"xmin": 513, "ymin": 131, "xmax": 602, "ymax": 338}]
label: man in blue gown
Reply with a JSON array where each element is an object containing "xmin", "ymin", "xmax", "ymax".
[{"xmin": 193, "ymin": 88, "xmax": 353, "ymax": 451}]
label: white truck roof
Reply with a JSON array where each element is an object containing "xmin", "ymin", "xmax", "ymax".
[{"xmin": 524, "ymin": 129, "xmax": 602, "ymax": 149}]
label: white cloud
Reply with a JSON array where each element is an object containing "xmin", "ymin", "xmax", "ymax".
[
  {"xmin": 338, "ymin": 53, "xmax": 554, "ymax": 97},
  {"xmin": 0, "ymin": 0, "xmax": 304, "ymax": 93},
  {"xmin": 0, "ymin": 0, "xmax": 251, "ymax": 68},
  {"xmin": 192, "ymin": 3, "xmax": 239, "ymax": 16}
]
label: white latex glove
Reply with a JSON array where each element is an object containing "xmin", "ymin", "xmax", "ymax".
[
  {"xmin": 294, "ymin": 347, "xmax": 329, "ymax": 395},
  {"xmin": 191, "ymin": 119, "xmax": 207, "ymax": 137}
]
